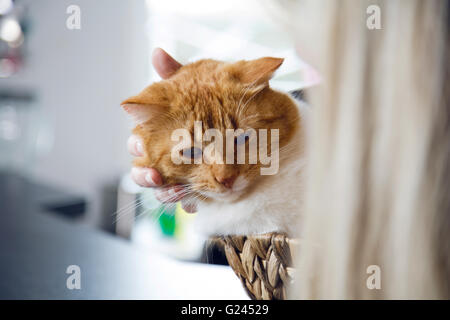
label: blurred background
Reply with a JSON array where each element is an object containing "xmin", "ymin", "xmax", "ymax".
[{"xmin": 0, "ymin": 0, "xmax": 313, "ymax": 298}]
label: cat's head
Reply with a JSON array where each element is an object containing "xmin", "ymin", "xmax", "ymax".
[{"xmin": 122, "ymin": 57, "xmax": 301, "ymax": 202}]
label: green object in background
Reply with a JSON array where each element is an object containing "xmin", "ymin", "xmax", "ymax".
[
  {"xmin": 140, "ymin": 189, "xmax": 177, "ymax": 237},
  {"xmin": 157, "ymin": 206, "xmax": 176, "ymax": 237}
]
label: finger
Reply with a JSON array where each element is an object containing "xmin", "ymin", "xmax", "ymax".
[
  {"xmin": 181, "ymin": 200, "xmax": 197, "ymax": 213},
  {"xmin": 152, "ymin": 48, "xmax": 182, "ymax": 79},
  {"xmin": 127, "ymin": 135, "xmax": 144, "ymax": 157},
  {"xmin": 154, "ymin": 185, "xmax": 185, "ymax": 203},
  {"xmin": 131, "ymin": 167, "xmax": 162, "ymax": 187}
]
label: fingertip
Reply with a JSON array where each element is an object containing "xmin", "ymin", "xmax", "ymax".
[
  {"xmin": 154, "ymin": 185, "xmax": 185, "ymax": 203},
  {"xmin": 127, "ymin": 135, "xmax": 144, "ymax": 156},
  {"xmin": 131, "ymin": 167, "xmax": 162, "ymax": 187},
  {"xmin": 131, "ymin": 167, "xmax": 147, "ymax": 187},
  {"xmin": 145, "ymin": 168, "xmax": 163, "ymax": 186}
]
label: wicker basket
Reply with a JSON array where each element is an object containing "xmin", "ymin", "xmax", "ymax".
[{"xmin": 213, "ymin": 233, "xmax": 298, "ymax": 300}]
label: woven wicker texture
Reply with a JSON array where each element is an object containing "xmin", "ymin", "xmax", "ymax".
[{"xmin": 214, "ymin": 233, "xmax": 297, "ymax": 300}]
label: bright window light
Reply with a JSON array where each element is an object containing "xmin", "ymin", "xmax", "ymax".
[{"xmin": 146, "ymin": 0, "xmax": 313, "ymax": 91}]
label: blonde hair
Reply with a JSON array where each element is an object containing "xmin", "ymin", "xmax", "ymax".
[{"xmin": 288, "ymin": 0, "xmax": 450, "ymax": 299}]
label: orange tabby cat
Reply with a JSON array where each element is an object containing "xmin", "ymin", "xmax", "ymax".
[{"xmin": 122, "ymin": 57, "xmax": 307, "ymax": 236}]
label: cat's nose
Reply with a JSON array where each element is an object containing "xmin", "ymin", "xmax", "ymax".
[{"xmin": 216, "ymin": 174, "xmax": 237, "ymax": 189}]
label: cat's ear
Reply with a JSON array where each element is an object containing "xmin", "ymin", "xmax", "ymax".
[
  {"xmin": 226, "ymin": 57, "xmax": 284, "ymax": 87},
  {"xmin": 121, "ymin": 83, "xmax": 169, "ymax": 125},
  {"xmin": 121, "ymin": 102, "xmax": 165, "ymax": 125},
  {"xmin": 121, "ymin": 94, "xmax": 167, "ymax": 125}
]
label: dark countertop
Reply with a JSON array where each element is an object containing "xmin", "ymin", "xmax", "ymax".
[{"xmin": 0, "ymin": 172, "xmax": 247, "ymax": 299}]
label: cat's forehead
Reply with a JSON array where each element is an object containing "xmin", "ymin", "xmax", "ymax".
[
  {"xmin": 166, "ymin": 74, "xmax": 241, "ymax": 115},
  {"xmin": 181, "ymin": 106, "xmax": 238, "ymax": 131},
  {"xmin": 165, "ymin": 86, "xmax": 258, "ymax": 132},
  {"xmin": 176, "ymin": 59, "xmax": 225, "ymax": 78}
]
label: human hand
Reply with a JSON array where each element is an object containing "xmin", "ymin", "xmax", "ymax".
[{"xmin": 128, "ymin": 48, "xmax": 197, "ymax": 213}]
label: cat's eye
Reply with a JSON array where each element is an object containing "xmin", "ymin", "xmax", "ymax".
[
  {"xmin": 235, "ymin": 132, "xmax": 251, "ymax": 146},
  {"xmin": 181, "ymin": 147, "xmax": 202, "ymax": 159}
]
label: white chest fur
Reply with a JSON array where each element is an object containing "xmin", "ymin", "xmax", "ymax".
[{"xmin": 196, "ymin": 158, "xmax": 305, "ymax": 236}]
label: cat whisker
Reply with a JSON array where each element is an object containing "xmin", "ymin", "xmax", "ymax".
[
  {"xmin": 236, "ymin": 80, "xmax": 259, "ymax": 119},
  {"xmin": 239, "ymin": 86, "xmax": 265, "ymax": 119},
  {"xmin": 111, "ymin": 197, "xmax": 142, "ymax": 217},
  {"xmin": 113, "ymin": 199, "xmax": 147, "ymax": 224}
]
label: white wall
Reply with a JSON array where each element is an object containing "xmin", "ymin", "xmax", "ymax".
[{"xmin": 4, "ymin": 0, "xmax": 149, "ymax": 226}]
